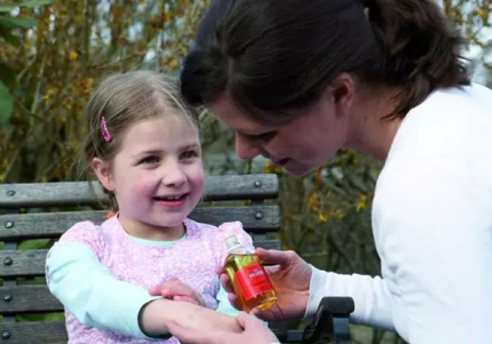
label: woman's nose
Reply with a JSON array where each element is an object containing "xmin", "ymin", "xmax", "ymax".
[{"xmin": 235, "ymin": 134, "xmax": 262, "ymax": 160}]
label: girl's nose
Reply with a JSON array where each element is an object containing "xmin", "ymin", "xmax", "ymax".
[
  {"xmin": 161, "ymin": 162, "xmax": 187, "ymax": 187},
  {"xmin": 235, "ymin": 133, "xmax": 262, "ymax": 160}
]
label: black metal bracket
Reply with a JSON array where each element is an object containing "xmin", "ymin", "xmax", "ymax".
[{"xmin": 301, "ymin": 297, "xmax": 355, "ymax": 344}]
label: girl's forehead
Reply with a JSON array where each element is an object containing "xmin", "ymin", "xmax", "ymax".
[
  {"xmin": 131, "ymin": 114, "xmax": 196, "ymax": 134},
  {"xmin": 120, "ymin": 115, "xmax": 199, "ymax": 149}
]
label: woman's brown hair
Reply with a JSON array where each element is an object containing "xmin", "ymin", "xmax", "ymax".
[{"xmin": 181, "ymin": 0, "xmax": 469, "ymax": 123}]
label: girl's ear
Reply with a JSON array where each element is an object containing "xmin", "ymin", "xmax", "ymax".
[{"xmin": 90, "ymin": 157, "xmax": 115, "ymax": 191}]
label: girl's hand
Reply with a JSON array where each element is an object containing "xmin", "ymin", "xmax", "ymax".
[
  {"xmin": 167, "ymin": 311, "xmax": 279, "ymax": 344},
  {"xmin": 149, "ymin": 277, "xmax": 205, "ymax": 306},
  {"xmin": 218, "ymin": 248, "xmax": 312, "ymax": 321}
]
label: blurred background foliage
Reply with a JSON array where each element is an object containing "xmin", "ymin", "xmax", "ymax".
[{"xmin": 0, "ymin": 0, "xmax": 491, "ymax": 343}]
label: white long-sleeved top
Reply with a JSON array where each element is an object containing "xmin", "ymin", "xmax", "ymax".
[{"xmin": 306, "ymin": 83, "xmax": 492, "ymax": 343}]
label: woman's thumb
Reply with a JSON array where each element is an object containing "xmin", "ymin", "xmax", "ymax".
[{"xmin": 256, "ymin": 248, "xmax": 293, "ymax": 266}]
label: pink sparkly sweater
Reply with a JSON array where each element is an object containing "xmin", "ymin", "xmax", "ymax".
[{"xmin": 46, "ymin": 216, "xmax": 253, "ymax": 343}]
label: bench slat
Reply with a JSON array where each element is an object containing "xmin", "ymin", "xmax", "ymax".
[
  {"xmin": 0, "ymin": 174, "xmax": 279, "ymax": 208},
  {"xmin": 0, "ymin": 322, "xmax": 67, "ymax": 344},
  {"xmin": 0, "ymin": 250, "xmax": 46, "ymax": 278},
  {"xmin": 1, "ymin": 238, "xmax": 276, "ymax": 312},
  {"xmin": 1, "ymin": 239, "xmax": 280, "ymax": 313},
  {"xmin": 0, "ymin": 320, "xmax": 306, "ymax": 344},
  {"xmin": 0, "ymin": 240, "xmax": 280, "ymax": 278},
  {"xmin": 0, "ymin": 206, "xmax": 280, "ymax": 241},
  {"xmin": 1, "ymin": 285, "xmax": 63, "ymax": 314}
]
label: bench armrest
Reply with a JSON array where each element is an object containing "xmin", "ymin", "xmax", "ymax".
[{"xmin": 301, "ymin": 297, "xmax": 354, "ymax": 344}]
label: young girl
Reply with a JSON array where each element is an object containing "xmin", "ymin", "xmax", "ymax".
[{"xmin": 45, "ymin": 71, "xmax": 252, "ymax": 343}]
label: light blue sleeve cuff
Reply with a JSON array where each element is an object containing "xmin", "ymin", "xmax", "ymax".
[
  {"xmin": 46, "ymin": 242, "xmax": 160, "ymax": 339},
  {"xmin": 215, "ymin": 285, "xmax": 240, "ymax": 316},
  {"xmin": 216, "ymin": 285, "xmax": 271, "ymax": 330}
]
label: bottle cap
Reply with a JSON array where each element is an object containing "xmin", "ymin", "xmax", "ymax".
[{"xmin": 225, "ymin": 233, "xmax": 244, "ymax": 253}]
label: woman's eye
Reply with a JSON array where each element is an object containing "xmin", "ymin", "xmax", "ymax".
[
  {"xmin": 180, "ymin": 150, "xmax": 199, "ymax": 159},
  {"xmin": 252, "ymin": 132, "xmax": 276, "ymax": 141},
  {"xmin": 140, "ymin": 156, "xmax": 160, "ymax": 165}
]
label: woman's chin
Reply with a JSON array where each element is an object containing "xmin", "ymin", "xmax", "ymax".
[{"xmin": 283, "ymin": 161, "xmax": 317, "ymax": 177}]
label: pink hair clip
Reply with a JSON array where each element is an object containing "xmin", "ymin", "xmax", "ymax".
[{"xmin": 101, "ymin": 116, "xmax": 112, "ymax": 142}]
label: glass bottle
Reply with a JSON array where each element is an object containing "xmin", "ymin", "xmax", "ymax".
[{"xmin": 223, "ymin": 233, "xmax": 277, "ymax": 313}]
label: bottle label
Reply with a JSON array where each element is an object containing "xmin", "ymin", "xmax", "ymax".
[{"xmin": 235, "ymin": 263, "xmax": 274, "ymax": 300}]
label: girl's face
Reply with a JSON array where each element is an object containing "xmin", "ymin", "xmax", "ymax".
[
  {"xmin": 207, "ymin": 85, "xmax": 353, "ymax": 176},
  {"xmin": 93, "ymin": 115, "xmax": 204, "ymax": 240}
]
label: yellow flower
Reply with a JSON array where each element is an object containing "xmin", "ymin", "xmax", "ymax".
[
  {"xmin": 477, "ymin": 8, "xmax": 489, "ymax": 22},
  {"xmin": 264, "ymin": 160, "xmax": 283, "ymax": 175},
  {"xmin": 318, "ymin": 213, "xmax": 329, "ymax": 224},
  {"xmin": 86, "ymin": 78, "xmax": 94, "ymax": 87},
  {"xmin": 332, "ymin": 209, "xmax": 344, "ymax": 220},
  {"xmin": 307, "ymin": 193, "xmax": 320, "ymax": 212},
  {"xmin": 168, "ymin": 60, "xmax": 179, "ymax": 69},
  {"xmin": 356, "ymin": 194, "xmax": 368, "ymax": 212},
  {"xmin": 69, "ymin": 51, "xmax": 78, "ymax": 61}
]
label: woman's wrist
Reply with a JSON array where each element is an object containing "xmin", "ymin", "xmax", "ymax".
[{"xmin": 304, "ymin": 264, "xmax": 322, "ymax": 318}]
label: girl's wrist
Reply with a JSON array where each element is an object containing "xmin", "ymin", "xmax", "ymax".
[{"xmin": 139, "ymin": 299, "xmax": 174, "ymax": 338}]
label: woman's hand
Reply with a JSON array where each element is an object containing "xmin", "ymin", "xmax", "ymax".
[
  {"xmin": 219, "ymin": 248, "xmax": 312, "ymax": 321},
  {"xmin": 149, "ymin": 277, "xmax": 205, "ymax": 306},
  {"xmin": 167, "ymin": 311, "xmax": 279, "ymax": 344}
]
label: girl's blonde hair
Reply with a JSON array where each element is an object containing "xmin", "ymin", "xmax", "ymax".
[{"xmin": 79, "ymin": 71, "xmax": 198, "ymax": 210}]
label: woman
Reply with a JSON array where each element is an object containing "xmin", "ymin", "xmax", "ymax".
[{"xmin": 170, "ymin": 0, "xmax": 492, "ymax": 343}]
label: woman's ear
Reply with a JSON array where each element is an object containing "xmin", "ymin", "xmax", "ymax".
[
  {"xmin": 90, "ymin": 157, "xmax": 115, "ymax": 191},
  {"xmin": 329, "ymin": 72, "xmax": 355, "ymax": 119}
]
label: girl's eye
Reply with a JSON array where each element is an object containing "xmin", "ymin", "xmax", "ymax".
[
  {"xmin": 140, "ymin": 156, "xmax": 160, "ymax": 165},
  {"xmin": 180, "ymin": 150, "xmax": 199, "ymax": 159}
]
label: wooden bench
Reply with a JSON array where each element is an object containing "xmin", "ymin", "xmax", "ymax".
[
  {"xmin": 0, "ymin": 174, "xmax": 284, "ymax": 343},
  {"xmin": 0, "ymin": 173, "xmax": 353, "ymax": 344}
]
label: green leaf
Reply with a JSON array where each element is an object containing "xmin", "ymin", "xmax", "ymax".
[
  {"xmin": 0, "ymin": 62, "xmax": 17, "ymax": 88},
  {"xmin": 0, "ymin": 0, "xmax": 53, "ymax": 11},
  {"xmin": 347, "ymin": 172, "xmax": 367, "ymax": 193},
  {"xmin": 0, "ymin": 80, "xmax": 13, "ymax": 125},
  {"xmin": 0, "ymin": 16, "xmax": 36, "ymax": 28},
  {"xmin": 0, "ymin": 25, "xmax": 21, "ymax": 46},
  {"xmin": 19, "ymin": 239, "xmax": 52, "ymax": 250},
  {"xmin": 19, "ymin": 0, "xmax": 54, "ymax": 8},
  {"xmin": 0, "ymin": 6, "xmax": 17, "ymax": 13}
]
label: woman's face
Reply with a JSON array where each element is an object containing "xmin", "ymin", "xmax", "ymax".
[{"xmin": 208, "ymin": 86, "xmax": 353, "ymax": 176}]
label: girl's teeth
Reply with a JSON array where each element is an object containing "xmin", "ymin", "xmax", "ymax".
[{"xmin": 161, "ymin": 195, "xmax": 182, "ymax": 200}]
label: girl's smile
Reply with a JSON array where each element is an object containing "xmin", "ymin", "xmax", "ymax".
[{"xmin": 153, "ymin": 193, "xmax": 189, "ymax": 208}]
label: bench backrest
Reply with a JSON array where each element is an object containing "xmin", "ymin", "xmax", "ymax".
[{"xmin": 0, "ymin": 174, "xmax": 280, "ymax": 344}]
